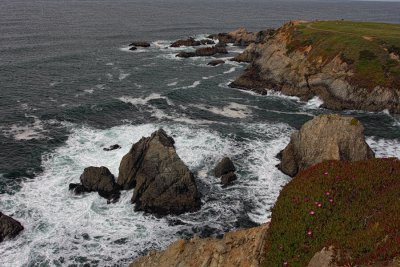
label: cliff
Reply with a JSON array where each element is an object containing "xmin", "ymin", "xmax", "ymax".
[
  {"xmin": 130, "ymin": 223, "xmax": 269, "ymax": 267},
  {"xmin": 230, "ymin": 20, "xmax": 400, "ymax": 113}
]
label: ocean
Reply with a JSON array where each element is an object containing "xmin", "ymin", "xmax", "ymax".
[{"xmin": 1, "ymin": 0, "xmax": 400, "ymax": 266}]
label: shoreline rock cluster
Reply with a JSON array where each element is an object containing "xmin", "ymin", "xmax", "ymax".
[{"xmin": 0, "ymin": 212, "xmax": 24, "ymax": 243}]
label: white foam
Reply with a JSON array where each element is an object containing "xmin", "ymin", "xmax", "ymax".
[
  {"xmin": 105, "ymin": 62, "xmax": 114, "ymax": 66},
  {"xmin": 118, "ymin": 93, "xmax": 174, "ymax": 106},
  {"xmin": 223, "ymin": 67, "xmax": 236, "ymax": 74},
  {"xmin": 118, "ymin": 72, "xmax": 130, "ymax": 81},
  {"xmin": 192, "ymin": 102, "xmax": 252, "ymax": 119},
  {"xmin": 167, "ymin": 81, "xmax": 178, "ymax": 86},
  {"xmin": 1, "ymin": 115, "xmax": 49, "ymax": 141},
  {"xmin": 187, "ymin": 80, "xmax": 200, "ymax": 88},
  {"xmin": 0, "ymin": 122, "xmax": 294, "ymax": 265},
  {"xmin": 84, "ymin": 89, "xmax": 94, "ymax": 94},
  {"xmin": 303, "ymin": 96, "xmax": 324, "ymax": 109},
  {"xmin": 119, "ymin": 46, "xmax": 148, "ymax": 53},
  {"xmin": 366, "ymin": 137, "xmax": 400, "ymax": 158}
]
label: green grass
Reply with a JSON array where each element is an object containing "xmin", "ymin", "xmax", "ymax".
[
  {"xmin": 286, "ymin": 21, "xmax": 400, "ymax": 90},
  {"xmin": 264, "ymin": 158, "xmax": 400, "ymax": 266}
]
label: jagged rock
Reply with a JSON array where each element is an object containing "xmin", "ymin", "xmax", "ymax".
[
  {"xmin": 214, "ymin": 157, "xmax": 236, "ymax": 177},
  {"xmin": 278, "ymin": 114, "xmax": 375, "ymax": 177},
  {"xmin": 129, "ymin": 46, "xmax": 137, "ymax": 51},
  {"xmin": 0, "ymin": 212, "xmax": 24, "ymax": 243},
  {"xmin": 208, "ymin": 60, "xmax": 225, "ymax": 66},
  {"xmin": 103, "ymin": 144, "xmax": 121, "ymax": 151},
  {"xmin": 231, "ymin": 43, "xmax": 259, "ymax": 63},
  {"xmin": 130, "ymin": 223, "xmax": 269, "ymax": 267},
  {"xmin": 69, "ymin": 166, "xmax": 120, "ymax": 202},
  {"xmin": 118, "ymin": 129, "xmax": 201, "ymax": 215},
  {"xmin": 129, "ymin": 41, "xmax": 150, "ymax": 47}
]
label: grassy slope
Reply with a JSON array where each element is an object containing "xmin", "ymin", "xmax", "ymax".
[
  {"xmin": 286, "ymin": 21, "xmax": 400, "ymax": 90},
  {"xmin": 264, "ymin": 158, "xmax": 400, "ymax": 266}
]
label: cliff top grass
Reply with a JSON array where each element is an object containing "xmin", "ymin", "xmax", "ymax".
[
  {"xmin": 286, "ymin": 20, "xmax": 400, "ymax": 90},
  {"xmin": 264, "ymin": 158, "xmax": 400, "ymax": 266}
]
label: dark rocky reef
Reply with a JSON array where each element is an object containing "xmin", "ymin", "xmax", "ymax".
[
  {"xmin": 0, "ymin": 212, "xmax": 24, "ymax": 243},
  {"xmin": 176, "ymin": 46, "xmax": 228, "ymax": 58},
  {"xmin": 208, "ymin": 60, "xmax": 225, "ymax": 66},
  {"xmin": 103, "ymin": 144, "xmax": 121, "ymax": 151}
]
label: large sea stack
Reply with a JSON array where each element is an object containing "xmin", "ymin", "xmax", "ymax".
[
  {"xmin": 118, "ymin": 129, "xmax": 201, "ymax": 215},
  {"xmin": 0, "ymin": 212, "xmax": 24, "ymax": 243}
]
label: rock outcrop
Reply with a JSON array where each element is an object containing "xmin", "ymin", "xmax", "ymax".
[
  {"xmin": 176, "ymin": 46, "xmax": 228, "ymax": 58},
  {"xmin": 230, "ymin": 21, "xmax": 400, "ymax": 113},
  {"xmin": 231, "ymin": 43, "xmax": 259, "ymax": 63},
  {"xmin": 118, "ymin": 129, "xmax": 201, "ymax": 215},
  {"xmin": 171, "ymin": 37, "xmax": 214, "ymax": 47},
  {"xmin": 208, "ymin": 60, "xmax": 225, "ymax": 66},
  {"xmin": 129, "ymin": 41, "xmax": 150, "ymax": 48},
  {"xmin": 278, "ymin": 114, "xmax": 375, "ymax": 177},
  {"xmin": 214, "ymin": 157, "xmax": 237, "ymax": 186},
  {"xmin": 0, "ymin": 212, "xmax": 24, "ymax": 243},
  {"xmin": 69, "ymin": 166, "xmax": 120, "ymax": 202},
  {"xmin": 103, "ymin": 144, "xmax": 121, "ymax": 151},
  {"xmin": 130, "ymin": 223, "xmax": 269, "ymax": 267}
]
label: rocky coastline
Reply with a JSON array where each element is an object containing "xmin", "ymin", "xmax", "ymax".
[{"xmin": 230, "ymin": 21, "xmax": 400, "ymax": 113}]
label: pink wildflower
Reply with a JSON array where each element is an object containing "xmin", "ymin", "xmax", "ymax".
[
  {"xmin": 325, "ymin": 191, "xmax": 330, "ymax": 196},
  {"xmin": 283, "ymin": 261, "xmax": 288, "ymax": 266},
  {"xmin": 324, "ymin": 172, "xmax": 329, "ymax": 175},
  {"xmin": 304, "ymin": 197, "xmax": 310, "ymax": 202},
  {"xmin": 329, "ymin": 198, "xmax": 334, "ymax": 203},
  {"xmin": 307, "ymin": 230, "xmax": 313, "ymax": 237},
  {"xmin": 309, "ymin": 211, "xmax": 315, "ymax": 215}
]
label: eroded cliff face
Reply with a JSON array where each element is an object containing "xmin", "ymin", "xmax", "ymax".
[
  {"xmin": 231, "ymin": 21, "xmax": 400, "ymax": 113},
  {"xmin": 130, "ymin": 223, "xmax": 269, "ymax": 267}
]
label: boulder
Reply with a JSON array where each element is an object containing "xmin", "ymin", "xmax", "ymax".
[
  {"xmin": 214, "ymin": 157, "xmax": 236, "ymax": 177},
  {"xmin": 129, "ymin": 46, "xmax": 137, "ymax": 51},
  {"xmin": 69, "ymin": 166, "xmax": 120, "ymax": 202},
  {"xmin": 278, "ymin": 114, "xmax": 375, "ymax": 177},
  {"xmin": 103, "ymin": 144, "xmax": 121, "ymax": 151},
  {"xmin": 214, "ymin": 157, "xmax": 237, "ymax": 186},
  {"xmin": 118, "ymin": 129, "xmax": 201, "ymax": 215},
  {"xmin": 0, "ymin": 212, "xmax": 24, "ymax": 243},
  {"xmin": 207, "ymin": 60, "xmax": 225, "ymax": 66},
  {"xmin": 129, "ymin": 41, "xmax": 150, "ymax": 47}
]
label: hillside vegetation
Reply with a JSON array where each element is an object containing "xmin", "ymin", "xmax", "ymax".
[
  {"xmin": 287, "ymin": 21, "xmax": 400, "ymax": 90},
  {"xmin": 264, "ymin": 158, "xmax": 400, "ymax": 266}
]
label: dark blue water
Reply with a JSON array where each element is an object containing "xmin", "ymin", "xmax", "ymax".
[{"xmin": 1, "ymin": 0, "xmax": 400, "ymax": 266}]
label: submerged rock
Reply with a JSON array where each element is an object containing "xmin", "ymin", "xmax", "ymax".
[
  {"xmin": 103, "ymin": 144, "xmax": 121, "ymax": 151},
  {"xmin": 118, "ymin": 129, "xmax": 201, "ymax": 215},
  {"xmin": 0, "ymin": 212, "xmax": 24, "ymax": 243},
  {"xmin": 278, "ymin": 114, "xmax": 375, "ymax": 177},
  {"xmin": 129, "ymin": 41, "xmax": 150, "ymax": 47},
  {"xmin": 129, "ymin": 46, "xmax": 137, "ymax": 51},
  {"xmin": 69, "ymin": 166, "xmax": 120, "ymax": 202},
  {"xmin": 176, "ymin": 51, "xmax": 196, "ymax": 58},
  {"xmin": 214, "ymin": 157, "xmax": 237, "ymax": 186},
  {"xmin": 207, "ymin": 59, "xmax": 225, "ymax": 66},
  {"xmin": 130, "ymin": 223, "xmax": 269, "ymax": 267}
]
